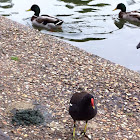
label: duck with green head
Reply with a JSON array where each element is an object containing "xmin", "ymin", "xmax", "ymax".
[
  {"xmin": 26, "ymin": 4, "xmax": 63, "ymax": 30},
  {"xmin": 113, "ymin": 3, "xmax": 140, "ymax": 22}
]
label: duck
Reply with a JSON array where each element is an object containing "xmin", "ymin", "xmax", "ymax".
[
  {"xmin": 69, "ymin": 91, "xmax": 97, "ymax": 140},
  {"xmin": 113, "ymin": 3, "xmax": 140, "ymax": 23},
  {"xmin": 26, "ymin": 4, "xmax": 63, "ymax": 30}
]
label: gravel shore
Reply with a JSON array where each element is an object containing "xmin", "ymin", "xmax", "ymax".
[{"xmin": 0, "ymin": 16, "xmax": 140, "ymax": 140}]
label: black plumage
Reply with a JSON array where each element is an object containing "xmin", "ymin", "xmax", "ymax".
[
  {"xmin": 136, "ymin": 42, "xmax": 140, "ymax": 49},
  {"xmin": 69, "ymin": 92, "xmax": 97, "ymax": 139}
]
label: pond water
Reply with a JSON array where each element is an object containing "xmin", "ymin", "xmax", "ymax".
[{"xmin": 0, "ymin": 0, "xmax": 140, "ymax": 72}]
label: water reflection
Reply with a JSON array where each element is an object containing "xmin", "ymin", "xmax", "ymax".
[
  {"xmin": 69, "ymin": 37, "xmax": 105, "ymax": 42},
  {"xmin": 0, "ymin": 0, "xmax": 139, "ymax": 71},
  {"xmin": 59, "ymin": 0, "xmax": 92, "ymax": 5},
  {"xmin": 114, "ymin": 18, "xmax": 140, "ymax": 29},
  {"xmin": 76, "ymin": 8, "xmax": 97, "ymax": 13},
  {"xmin": 32, "ymin": 24, "xmax": 63, "ymax": 32},
  {"xmin": 0, "ymin": 0, "xmax": 13, "ymax": 9},
  {"xmin": 55, "ymin": 1, "xmax": 112, "ymax": 43},
  {"xmin": 114, "ymin": 19, "xmax": 126, "ymax": 29},
  {"xmin": 90, "ymin": 3, "xmax": 110, "ymax": 7},
  {"xmin": 0, "ymin": 0, "xmax": 11, "ymax": 2}
]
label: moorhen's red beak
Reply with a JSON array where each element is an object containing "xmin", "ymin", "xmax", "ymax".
[{"xmin": 91, "ymin": 98, "xmax": 95, "ymax": 109}]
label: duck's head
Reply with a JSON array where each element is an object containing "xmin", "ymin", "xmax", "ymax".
[
  {"xmin": 113, "ymin": 3, "xmax": 126, "ymax": 12},
  {"xmin": 26, "ymin": 4, "xmax": 40, "ymax": 16}
]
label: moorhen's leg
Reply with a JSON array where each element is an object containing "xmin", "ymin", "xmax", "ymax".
[
  {"xmin": 83, "ymin": 120, "xmax": 88, "ymax": 134},
  {"xmin": 81, "ymin": 120, "xmax": 88, "ymax": 135},
  {"xmin": 72, "ymin": 120, "xmax": 76, "ymax": 140},
  {"xmin": 79, "ymin": 121, "xmax": 91, "ymax": 139}
]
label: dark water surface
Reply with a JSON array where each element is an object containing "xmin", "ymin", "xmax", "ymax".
[{"xmin": 0, "ymin": 0, "xmax": 140, "ymax": 72}]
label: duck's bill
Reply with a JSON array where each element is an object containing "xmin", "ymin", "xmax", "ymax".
[
  {"xmin": 26, "ymin": 9, "xmax": 31, "ymax": 11},
  {"xmin": 113, "ymin": 8, "xmax": 117, "ymax": 11}
]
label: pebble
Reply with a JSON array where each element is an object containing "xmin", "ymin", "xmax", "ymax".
[
  {"xmin": 88, "ymin": 135, "xmax": 92, "ymax": 139},
  {"xmin": 62, "ymin": 120, "xmax": 67, "ymax": 123},
  {"xmin": 0, "ymin": 130, "xmax": 11, "ymax": 140},
  {"xmin": 24, "ymin": 134, "xmax": 28, "ymax": 137}
]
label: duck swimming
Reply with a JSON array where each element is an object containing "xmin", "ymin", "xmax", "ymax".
[
  {"xmin": 113, "ymin": 3, "xmax": 140, "ymax": 23},
  {"xmin": 26, "ymin": 4, "xmax": 63, "ymax": 30}
]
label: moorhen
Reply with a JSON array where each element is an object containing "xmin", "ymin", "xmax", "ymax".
[{"xmin": 69, "ymin": 91, "xmax": 97, "ymax": 139}]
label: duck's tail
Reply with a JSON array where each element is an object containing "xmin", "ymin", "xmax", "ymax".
[{"xmin": 55, "ymin": 20, "xmax": 63, "ymax": 26}]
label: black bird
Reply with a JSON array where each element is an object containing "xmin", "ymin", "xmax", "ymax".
[
  {"xmin": 69, "ymin": 92, "xmax": 97, "ymax": 139},
  {"xmin": 136, "ymin": 42, "xmax": 140, "ymax": 49}
]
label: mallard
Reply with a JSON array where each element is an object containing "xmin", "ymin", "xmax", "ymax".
[
  {"xmin": 26, "ymin": 4, "xmax": 63, "ymax": 30},
  {"xmin": 113, "ymin": 3, "xmax": 140, "ymax": 23}
]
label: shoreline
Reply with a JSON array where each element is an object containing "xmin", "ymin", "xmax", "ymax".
[{"xmin": 0, "ymin": 16, "xmax": 140, "ymax": 140}]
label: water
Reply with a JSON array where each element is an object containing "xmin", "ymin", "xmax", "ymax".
[{"xmin": 0, "ymin": 0, "xmax": 140, "ymax": 72}]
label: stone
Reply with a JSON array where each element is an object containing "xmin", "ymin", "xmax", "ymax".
[{"xmin": 0, "ymin": 130, "xmax": 11, "ymax": 140}]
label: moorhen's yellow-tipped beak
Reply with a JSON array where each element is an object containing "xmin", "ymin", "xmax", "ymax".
[
  {"xmin": 113, "ymin": 8, "xmax": 117, "ymax": 11},
  {"xmin": 92, "ymin": 106, "xmax": 95, "ymax": 109},
  {"xmin": 26, "ymin": 9, "xmax": 31, "ymax": 12}
]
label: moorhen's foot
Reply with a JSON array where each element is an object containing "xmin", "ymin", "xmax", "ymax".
[
  {"xmin": 79, "ymin": 132, "xmax": 91, "ymax": 140},
  {"xmin": 80, "ymin": 131, "xmax": 86, "ymax": 136}
]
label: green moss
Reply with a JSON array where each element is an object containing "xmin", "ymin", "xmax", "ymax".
[
  {"xmin": 11, "ymin": 109, "xmax": 44, "ymax": 126},
  {"xmin": 11, "ymin": 56, "xmax": 19, "ymax": 61},
  {"xmin": 126, "ymin": 112, "xmax": 134, "ymax": 117}
]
